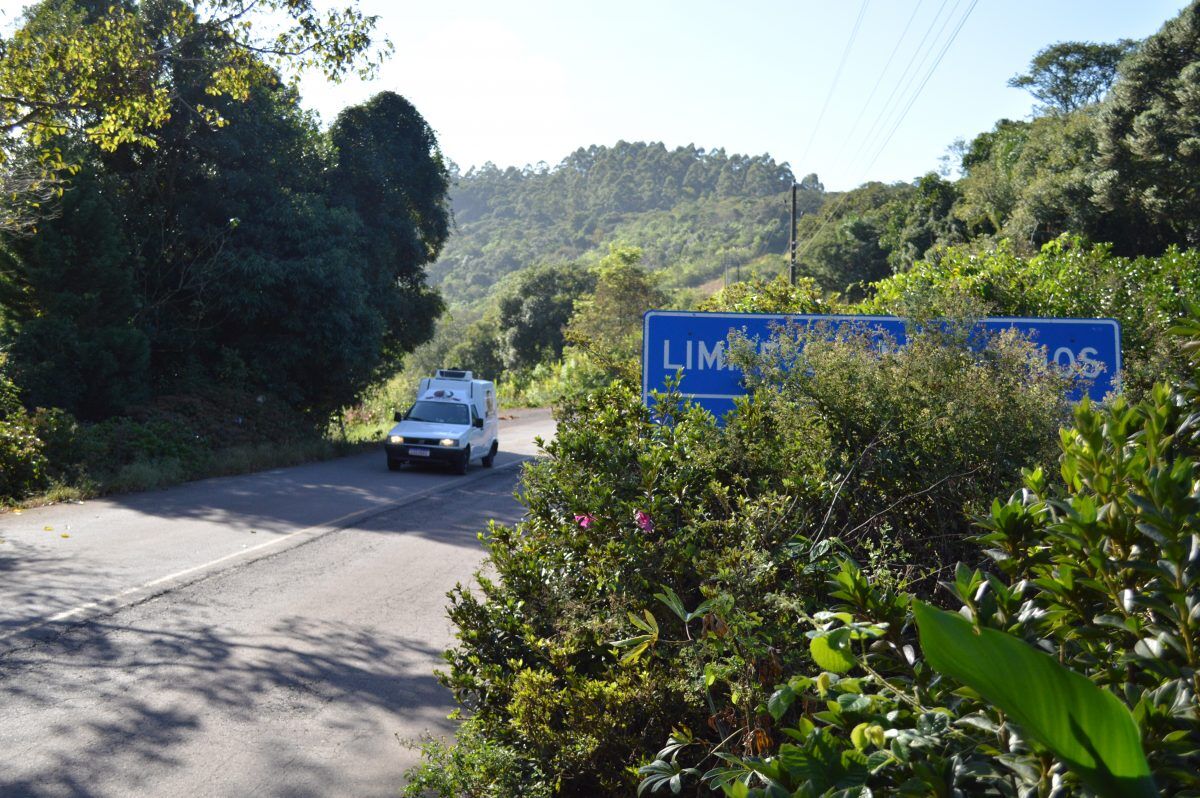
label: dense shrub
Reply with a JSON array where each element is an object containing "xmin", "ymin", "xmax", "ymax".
[
  {"xmin": 497, "ymin": 352, "xmax": 612, "ymax": 409},
  {"xmin": 640, "ymin": 312, "xmax": 1200, "ymax": 796},
  {"xmin": 725, "ymin": 320, "xmax": 1069, "ymax": 571},
  {"xmin": 0, "ymin": 380, "xmax": 339, "ymax": 503},
  {"xmin": 698, "ymin": 274, "xmax": 830, "ymax": 314},
  {"xmin": 0, "ymin": 364, "xmax": 46, "ymax": 501},
  {"xmin": 862, "ymin": 237, "xmax": 1200, "ymax": 398},
  {"xmin": 404, "ymin": 321, "xmax": 1070, "ymax": 795}
]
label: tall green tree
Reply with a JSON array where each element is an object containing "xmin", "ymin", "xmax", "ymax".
[
  {"xmin": 1, "ymin": 5, "xmax": 448, "ymax": 420},
  {"xmin": 0, "ymin": 168, "xmax": 149, "ymax": 418},
  {"xmin": 496, "ymin": 262, "xmax": 596, "ymax": 371},
  {"xmin": 95, "ymin": 37, "xmax": 378, "ymax": 413},
  {"xmin": 1008, "ymin": 40, "xmax": 1138, "ymax": 115},
  {"xmin": 565, "ymin": 247, "xmax": 666, "ymax": 369},
  {"xmin": 0, "ymin": 0, "xmax": 386, "ymax": 234},
  {"xmin": 794, "ymin": 181, "xmax": 913, "ymax": 293},
  {"xmin": 956, "ymin": 112, "xmax": 1106, "ymax": 249},
  {"xmin": 879, "ymin": 172, "xmax": 964, "ymax": 270},
  {"xmin": 328, "ymin": 91, "xmax": 450, "ymax": 365},
  {"xmin": 1094, "ymin": 1, "xmax": 1200, "ymax": 251},
  {"xmin": 445, "ymin": 318, "xmax": 505, "ymax": 379}
]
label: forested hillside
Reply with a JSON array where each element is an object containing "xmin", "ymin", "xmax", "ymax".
[
  {"xmin": 430, "ymin": 26, "xmax": 1200, "ymax": 310},
  {"xmin": 431, "ymin": 143, "xmax": 825, "ymax": 305}
]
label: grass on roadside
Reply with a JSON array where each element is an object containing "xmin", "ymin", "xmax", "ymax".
[{"xmin": 9, "ymin": 435, "xmax": 378, "ymax": 511}]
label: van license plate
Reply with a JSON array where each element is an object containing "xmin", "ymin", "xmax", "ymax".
[{"xmin": 408, "ymin": 447, "xmax": 430, "ymax": 457}]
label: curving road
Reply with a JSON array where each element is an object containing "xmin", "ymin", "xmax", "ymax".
[{"xmin": 0, "ymin": 408, "xmax": 554, "ymax": 797}]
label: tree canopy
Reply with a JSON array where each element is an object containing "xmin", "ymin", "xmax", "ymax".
[
  {"xmin": 0, "ymin": 0, "xmax": 447, "ymax": 421},
  {"xmin": 431, "ymin": 142, "xmax": 817, "ymax": 305},
  {"xmin": 496, "ymin": 262, "xmax": 596, "ymax": 372},
  {"xmin": 1008, "ymin": 40, "xmax": 1138, "ymax": 115},
  {"xmin": 0, "ymin": 0, "xmax": 386, "ymax": 233},
  {"xmin": 1094, "ymin": 1, "xmax": 1200, "ymax": 250}
]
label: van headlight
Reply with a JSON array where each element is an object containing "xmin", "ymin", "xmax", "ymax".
[
  {"xmin": 389, "ymin": 435, "xmax": 404, "ymax": 444},
  {"xmin": 439, "ymin": 438, "xmax": 457, "ymax": 447}
]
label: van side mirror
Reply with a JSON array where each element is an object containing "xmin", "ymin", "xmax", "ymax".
[
  {"xmin": 394, "ymin": 411, "xmax": 404, "ymax": 422},
  {"xmin": 473, "ymin": 417, "xmax": 484, "ymax": 429}
]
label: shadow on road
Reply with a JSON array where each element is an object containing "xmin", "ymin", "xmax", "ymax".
[
  {"xmin": 0, "ymin": 548, "xmax": 119, "ymax": 636},
  {"xmin": 0, "ymin": 466, "xmax": 526, "ymax": 643},
  {"xmin": 0, "ymin": 616, "xmax": 449, "ymax": 797},
  {"xmin": 351, "ymin": 474, "xmax": 527, "ymax": 545},
  {"xmin": 98, "ymin": 449, "xmax": 533, "ymax": 541}
]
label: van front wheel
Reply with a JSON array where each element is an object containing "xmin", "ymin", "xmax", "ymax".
[
  {"xmin": 454, "ymin": 445, "xmax": 470, "ymax": 475},
  {"xmin": 482, "ymin": 440, "xmax": 498, "ymax": 467}
]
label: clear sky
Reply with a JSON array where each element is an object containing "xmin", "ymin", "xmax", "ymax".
[
  {"xmin": 296, "ymin": 0, "xmax": 1185, "ymax": 190},
  {"xmin": 0, "ymin": 0, "xmax": 1187, "ymax": 190}
]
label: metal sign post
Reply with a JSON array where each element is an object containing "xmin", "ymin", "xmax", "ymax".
[{"xmin": 642, "ymin": 311, "xmax": 1122, "ymax": 420}]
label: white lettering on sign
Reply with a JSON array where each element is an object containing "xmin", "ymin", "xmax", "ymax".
[
  {"xmin": 1053, "ymin": 346, "xmax": 1105, "ymax": 379},
  {"xmin": 664, "ymin": 340, "xmax": 682, "ymax": 370},
  {"xmin": 698, "ymin": 340, "xmax": 725, "ymax": 370},
  {"xmin": 664, "ymin": 337, "xmax": 1109, "ymax": 382},
  {"xmin": 665, "ymin": 340, "xmax": 729, "ymax": 371}
]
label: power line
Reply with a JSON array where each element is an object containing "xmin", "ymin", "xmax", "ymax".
[
  {"xmin": 789, "ymin": 0, "xmax": 957, "ymax": 263},
  {"xmin": 794, "ymin": 0, "xmax": 981, "ymax": 267},
  {"xmin": 850, "ymin": 0, "xmax": 963, "ymax": 166},
  {"xmin": 835, "ymin": 0, "xmax": 927, "ymax": 161},
  {"xmin": 797, "ymin": 0, "xmax": 871, "ymax": 170},
  {"xmin": 859, "ymin": 0, "xmax": 981, "ymax": 177}
]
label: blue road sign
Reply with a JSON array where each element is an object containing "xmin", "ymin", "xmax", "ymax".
[{"xmin": 642, "ymin": 311, "xmax": 1122, "ymax": 420}]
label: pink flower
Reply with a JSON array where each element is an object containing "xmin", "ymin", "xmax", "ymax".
[
  {"xmin": 574, "ymin": 514, "xmax": 595, "ymax": 529},
  {"xmin": 635, "ymin": 510, "xmax": 654, "ymax": 533}
]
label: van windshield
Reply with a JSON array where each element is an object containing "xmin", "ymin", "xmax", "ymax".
[{"xmin": 407, "ymin": 401, "xmax": 470, "ymax": 425}]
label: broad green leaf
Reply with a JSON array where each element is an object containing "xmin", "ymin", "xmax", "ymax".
[
  {"xmin": 837, "ymin": 693, "xmax": 871, "ymax": 713},
  {"xmin": 767, "ymin": 685, "xmax": 795, "ymax": 721},
  {"xmin": 686, "ymin": 600, "xmax": 717, "ymax": 623},
  {"xmin": 850, "ymin": 722, "xmax": 869, "ymax": 751},
  {"xmin": 810, "ymin": 630, "xmax": 855, "ymax": 674},
  {"xmin": 913, "ymin": 601, "xmax": 1157, "ymax": 798}
]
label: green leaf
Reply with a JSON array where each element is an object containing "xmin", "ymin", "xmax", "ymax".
[
  {"xmin": 686, "ymin": 600, "xmax": 717, "ymax": 623},
  {"xmin": 620, "ymin": 639, "xmax": 653, "ymax": 666},
  {"xmin": 655, "ymin": 586, "xmax": 688, "ymax": 622},
  {"xmin": 850, "ymin": 722, "xmax": 870, "ymax": 751},
  {"xmin": 837, "ymin": 693, "xmax": 871, "ymax": 713},
  {"xmin": 767, "ymin": 685, "xmax": 796, "ymax": 721},
  {"xmin": 913, "ymin": 601, "xmax": 1157, "ymax": 798},
  {"xmin": 629, "ymin": 610, "xmax": 659, "ymax": 635},
  {"xmin": 810, "ymin": 629, "xmax": 856, "ymax": 674}
]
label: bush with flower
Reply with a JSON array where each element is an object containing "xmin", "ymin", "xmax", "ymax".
[{"xmin": 403, "ymin": 316, "xmax": 1081, "ymax": 796}]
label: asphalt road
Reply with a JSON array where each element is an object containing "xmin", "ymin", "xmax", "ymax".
[{"xmin": 0, "ymin": 408, "xmax": 554, "ymax": 797}]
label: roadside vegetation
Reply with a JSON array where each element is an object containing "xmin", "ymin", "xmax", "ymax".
[
  {"xmin": 0, "ymin": 0, "xmax": 445, "ymax": 505},
  {"xmin": 398, "ymin": 4, "xmax": 1200, "ymax": 795},
  {"xmin": 373, "ymin": 0, "xmax": 1200, "ymax": 420},
  {"xmin": 404, "ymin": 304, "xmax": 1200, "ymax": 797}
]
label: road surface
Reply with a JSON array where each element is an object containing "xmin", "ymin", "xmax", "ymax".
[{"xmin": 0, "ymin": 408, "xmax": 554, "ymax": 797}]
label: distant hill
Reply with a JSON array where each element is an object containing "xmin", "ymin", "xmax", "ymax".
[{"xmin": 430, "ymin": 141, "xmax": 826, "ymax": 306}]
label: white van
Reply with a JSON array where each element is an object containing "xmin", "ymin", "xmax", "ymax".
[{"xmin": 383, "ymin": 370, "xmax": 499, "ymax": 474}]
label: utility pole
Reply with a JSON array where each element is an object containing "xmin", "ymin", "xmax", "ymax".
[{"xmin": 789, "ymin": 182, "xmax": 797, "ymax": 285}]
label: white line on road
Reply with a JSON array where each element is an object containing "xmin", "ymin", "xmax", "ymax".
[{"xmin": 1, "ymin": 456, "xmax": 530, "ymax": 645}]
